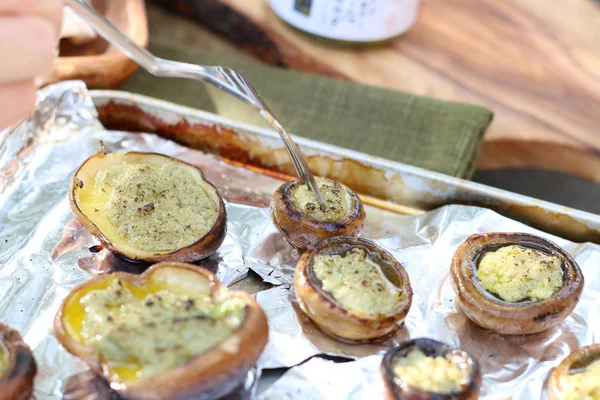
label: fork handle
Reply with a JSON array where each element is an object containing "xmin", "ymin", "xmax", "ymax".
[{"xmin": 66, "ymin": 0, "xmax": 264, "ymax": 110}]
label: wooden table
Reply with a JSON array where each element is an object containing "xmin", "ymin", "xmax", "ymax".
[{"xmin": 151, "ymin": 0, "xmax": 600, "ymax": 183}]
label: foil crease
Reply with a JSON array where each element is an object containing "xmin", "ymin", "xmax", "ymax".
[
  {"xmin": 257, "ymin": 205, "xmax": 600, "ymax": 398},
  {"xmin": 1, "ymin": 82, "xmax": 599, "ymax": 400},
  {"xmin": 259, "ymin": 356, "xmax": 383, "ymax": 399}
]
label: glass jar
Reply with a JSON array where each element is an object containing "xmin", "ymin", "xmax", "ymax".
[{"xmin": 269, "ymin": 0, "xmax": 420, "ymax": 44}]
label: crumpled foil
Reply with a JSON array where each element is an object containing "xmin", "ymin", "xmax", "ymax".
[
  {"xmin": 259, "ymin": 205, "xmax": 600, "ymax": 399},
  {"xmin": 258, "ymin": 356, "xmax": 383, "ymax": 399},
  {"xmin": 1, "ymin": 81, "xmax": 599, "ymax": 400}
]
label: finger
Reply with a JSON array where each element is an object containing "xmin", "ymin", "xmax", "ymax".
[
  {"xmin": 0, "ymin": 16, "xmax": 57, "ymax": 83},
  {"xmin": 0, "ymin": 0, "xmax": 63, "ymax": 37},
  {"xmin": 0, "ymin": 80, "xmax": 37, "ymax": 131}
]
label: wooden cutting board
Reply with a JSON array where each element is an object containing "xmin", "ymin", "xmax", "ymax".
[{"xmin": 156, "ymin": 0, "xmax": 600, "ymax": 184}]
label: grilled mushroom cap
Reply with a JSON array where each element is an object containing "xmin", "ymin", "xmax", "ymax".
[
  {"xmin": 294, "ymin": 236, "xmax": 412, "ymax": 342},
  {"xmin": 0, "ymin": 324, "xmax": 37, "ymax": 400},
  {"xmin": 70, "ymin": 151, "xmax": 227, "ymax": 263},
  {"xmin": 381, "ymin": 338, "xmax": 481, "ymax": 400},
  {"xmin": 54, "ymin": 262, "xmax": 268, "ymax": 400},
  {"xmin": 270, "ymin": 178, "xmax": 365, "ymax": 250},
  {"xmin": 547, "ymin": 343, "xmax": 600, "ymax": 400},
  {"xmin": 450, "ymin": 232, "xmax": 583, "ymax": 335}
]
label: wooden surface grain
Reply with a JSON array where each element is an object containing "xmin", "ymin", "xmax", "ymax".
[{"xmin": 152, "ymin": 0, "xmax": 600, "ymax": 183}]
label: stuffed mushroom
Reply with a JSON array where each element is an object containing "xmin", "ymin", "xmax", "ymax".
[
  {"xmin": 450, "ymin": 232, "xmax": 583, "ymax": 335},
  {"xmin": 54, "ymin": 262, "xmax": 268, "ymax": 400},
  {"xmin": 294, "ymin": 236, "xmax": 412, "ymax": 342},
  {"xmin": 381, "ymin": 338, "xmax": 481, "ymax": 400},
  {"xmin": 271, "ymin": 178, "xmax": 365, "ymax": 250},
  {"xmin": 69, "ymin": 150, "xmax": 227, "ymax": 263},
  {"xmin": 0, "ymin": 324, "xmax": 37, "ymax": 400},
  {"xmin": 547, "ymin": 344, "xmax": 600, "ymax": 400}
]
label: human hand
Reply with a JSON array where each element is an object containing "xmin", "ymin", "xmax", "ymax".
[{"xmin": 0, "ymin": 0, "xmax": 62, "ymax": 130}]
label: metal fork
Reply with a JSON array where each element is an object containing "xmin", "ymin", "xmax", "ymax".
[{"xmin": 66, "ymin": 0, "xmax": 325, "ymax": 209}]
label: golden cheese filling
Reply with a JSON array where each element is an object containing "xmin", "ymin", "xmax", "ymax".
[
  {"xmin": 290, "ymin": 179, "xmax": 350, "ymax": 221},
  {"xmin": 476, "ymin": 245, "xmax": 563, "ymax": 302},
  {"xmin": 0, "ymin": 345, "xmax": 7, "ymax": 379},
  {"xmin": 77, "ymin": 278, "xmax": 245, "ymax": 381},
  {"xmin": 393, "ymin": 349, "xmax": 467, "ymax": 394},
  {"xmin": 556, "ymin": 360, "xmax": 600, "ymax": 400},
  {"xmin": 79, "ymin": 162, "xmax": 219, "ymax": 253},
  {"xmin": 312, "ymin": 248, "xmax": 405, "ymax": 316}
]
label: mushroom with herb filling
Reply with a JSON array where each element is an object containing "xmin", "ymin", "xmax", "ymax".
[
  {"xmin": 294, "ymin": 236, "xmax": 412, "ymax": 342},
  {"xmin": 270, "ymin": 177, "xmax": 365, "ymax": 250},
  {"xmin": 547, "ymin": 343, "xmax": 600, "ymax": 400},
  {"xmin": 381, "ymin": 338, "xmax": 481, "ymax": 400},
  {"xmin": 0, "ymin": 324, "xmax": 37, "ymax": 400},
  {"xmin": 53, "ymin": 262, "xmax": 269, "ymax": 400},
  {"xmin": 69, "ymin": 150, "xmax": 227, "ymax": 263},
  {"xmin": 450, "ymin": 232, "xmax": 584, "ymax": 335}
]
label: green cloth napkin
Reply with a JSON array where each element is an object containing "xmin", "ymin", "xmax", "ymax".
[{"xmin": 122, "ymin": 41, "xmax": 493, "ymax": 178}]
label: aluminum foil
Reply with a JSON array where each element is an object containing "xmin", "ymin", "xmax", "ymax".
[
  {"xmin": 258, "ymin": 205, "xmax": 600, "ymax": 398},
  {"xmin": 258, "ymin": 356, "xmax": 383, "ymax": 399},
  {"xmin": 1, "ymin": 81, "xmax": 599, "ymax": 400},
  {"xmin": 255, "ymin": 285, "xmax": 409, "ymax": 369}
]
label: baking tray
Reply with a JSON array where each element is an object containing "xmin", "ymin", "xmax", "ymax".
[
  {"xmin": 2, "ymin": 83, "xmax": 599, "ymax": 399},
  {"xmin": 90, "ymin": 90, "xmax": 600, "ymax": 243}
]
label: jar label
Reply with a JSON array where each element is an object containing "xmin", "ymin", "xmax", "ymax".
[{"xmin": 270, "ymin": 0, "xmax": 420, "ymax": 42}]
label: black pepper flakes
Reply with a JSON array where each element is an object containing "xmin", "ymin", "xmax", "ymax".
[
  {"xmin": 185, "ymin": 299, "xmax": 195, "ymax": 310},
  {"xmin": 137, "ymin": 203, "xmax": 155, "ymax": 216}
]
